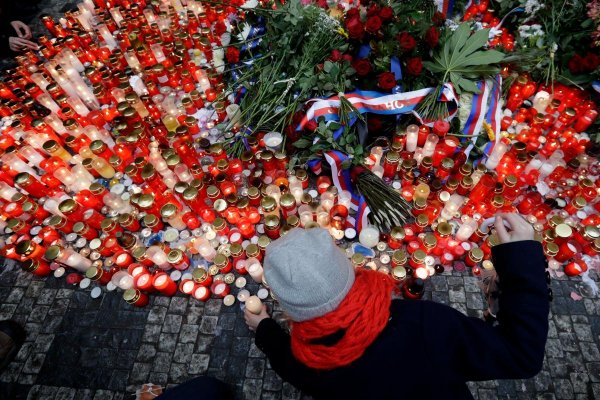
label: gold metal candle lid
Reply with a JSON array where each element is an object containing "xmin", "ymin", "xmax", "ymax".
[
  {"xmin": 413, "ymin": 197, "xmax": 426, "ymax": 210},
  {"xmin": 261, "ymin": 196, "xmax": 276, "ymax": 212},
  {"xmin": 279, "ymin": 193, "xmax": 295, "ymax": 208},
  {"xmin": 245, "ymin": 243, "xmax": 259, "ymax": 257},
  {"xmin": 21, "ymin": 201, "xmax": 37, "ymax": 213},
  {"xmin": 138, "ymin": 194, "xmax": 155, "ymax": 209},
  {"xmin": 206, "ymin": 186, "xmax": 220, "ymax": 198},
  {"xmin": 437, "ymin": 222, "xmax": 452, "ymax": 236},
  {"xmin": 44, "ymin": 245, "xmax": 62, "ymax": 260},
  {"xmin": 214, "ymin": 253, "xmax": 228, "ymax": 268},
  {"xmin": 58, "ymin": 199, "xmax": 77, "ymax": 214},
  {"xmin": 582, "ymin": 226, "xmax": 600, "ymax": 240},
  {"xmin": 385, "ymin": 151, "xmax": 400, "ymax": 163},
  {"xmin": 123, "ymin": 288, "xmax": 140, "ymax": 303},
  {"xmin": 101, "ymin": 218, "xmax": 117, "ymax": 232},
  {"xmin": 6, "ymin": 218, "xmax": 25, "ymax": 231},
  {"xmin": 117, "ymin": 213, "xmax": 135, "ymax": 226},
  {"xmin": 264, "ymin": 215, "xmax": 280, "ymax": 229},
  {"xmin": 213, "ymin": 199, "xmax": 227, "ymax": 213},
  {"xmin": 247, "ymin": 186, "xmax": 260, "ymax": 199},
  {"xmin": 14, "ymin": 172, "xmax": 32, "ymax": 186},
  {"xmin": 42, "ymin": 140, "xmax": 59, "ymax": 152},
  {"xmin": 161, "ymin": 204, "xmax": 177, "ymax": 219},
  {"xmin": 549, "ymin": 215, "xmax": 564, "ymax": 228},
  {"xmin": 416, "ymin": 214, "xmax": 429, "ymax": 227},
  {"xmin": 143, "ymin": 214, "xmax": 159, "ymax": 227},
  {"xmin": 286, "ymin": 215, "xmax": 300, "ymax": 228},
  {"xmin": 469, "ymin": 247, "xmax": 484, "ymax": 262},
  {"xmin": 73, "ymin": 222, "xmax": 87, "ymax": 234},
  {"xmin": 230, "ymin": 243, "xmax": 243, "ymax": 256},
  {"xmin": 392, "ymin": 249, "xmax": 407, "ymax": 265},
  {"xmin": 167, "ymin": 249, "xmax": 184, "ymax": 263},
  {"xmin": 48, "ymin": 215, "xmax": 66, "ymax": 228},
  {"xmin": 15, "ymin": 240, "xmax": 34, "ymax": 256},
  {"xmin": 555, "ymin": 224, "xmax": 573, "ymax": 238},
  {"xmin": 390, "ymin": 227, "xmax": 405, "ymax": 240},
  {"xmin": 423, "ymin": 233, "xmax": 437, "ymax": 248},
  {"xmin": 85, "ymin": 266, "xmax": 103, "ymax": 280},
  {"xmin": 212, "ymin": 217, "xmax": 226, "ymax": 231},
  {"xmin": 295, "ymin": 169, "xmax": 308, "ymax": 181},
  {"xmin": 22, "ymin": 259, "xmax": 40, "ymax": 272},
  {"xmin": 257, "ymin": 235, "xmax": 271, "ymax": 250},
  {"xmin": 89, "ymin": 140, "xmax": 106, "ymax": 153},
  {"xmin": 412, "ymin": 249, "xmax": 426, "ymax": 263},
  {"xmin": 573, "ymin": 196, "xmax": 587, "ymax": 208},
  {"xmin": 141, "ymin": 164, "xmax": 156, "ymax": 180},
  {"xmin": 544, "ymin": 242, "xmax": 559, "ymax": 257},
  {"xmin": 183, "ymin": 187, "xmax": 198, "ymax": 201},
  {"xmin": 392, "ymin": 266, "xmax": 407, "ymax": 281},
  {"xmin": 505, "ymin": 175, "xmax": 517, "ymax": 187},
  {"xmin": 441, "ymin": 158, "xmax": 454, "ymax": 169},
  {"xmin": 192, "ymin": 267, "xmax": 208, "ymax": 283}
]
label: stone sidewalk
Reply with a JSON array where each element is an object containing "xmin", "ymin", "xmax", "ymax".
[{"xmin": 1, "ymin": 257, "xmax": 599, "ymax": 400}]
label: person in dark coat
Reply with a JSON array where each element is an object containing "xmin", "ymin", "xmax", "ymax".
[
  {"xmin": 0, "ymin": 1, "xmax": 40, "ymax": 53},
  {"xmin": 244, "ymin": 213, "xmax": 549, "ymax": 399}
]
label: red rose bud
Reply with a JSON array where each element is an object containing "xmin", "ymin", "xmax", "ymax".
[
  {"xmin": 352, "ymin": 59, "xmax": 372, "ymax": 76},
  {"xmin": 305, "ymin": 120, "xmax": 318, "ymax": 132},
  {"xmin": 345, "ymin": 17, "xmax": 365, "ymax": 39},
  {"xmin": 342, "ymin": 54, "xmax": 353, "ymax": 62},
  {"xmin": 406, "ymin": 57, "xmax": 423, "ymax": 76},
  {"xmin": 425, "ymin": 27, "xmax": 440, "ymax": 48},
  {"xmin": 365, "ymin": 16, "xmax": 382, "ymax": 34},
  {"xmin": 397, "ymin": 32, "xmax": 417, "ymax": 51},
  {"xmin": 379, "ymin": 6, "xmax": 394, "ymax": 21},
  {"xmin": 377, "ymin": 72, "xmax": 397, "ymax": 91},
  {"xmin": 330, "ymin": 49, "xmax": 342, "ymax": 62}
]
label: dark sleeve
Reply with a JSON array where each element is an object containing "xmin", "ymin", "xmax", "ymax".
[
  {"xmin": 426, "ymin": 240, "xmax": 549, "ymax": 382},
  {"xmin": 255, "ymin": 318, "xmax": 325, "ymax": 395}
]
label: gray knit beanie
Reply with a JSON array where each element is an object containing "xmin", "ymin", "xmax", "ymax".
[{"xmin": 263, "ymin": 227, "xmax": 355, "ymax": 322}]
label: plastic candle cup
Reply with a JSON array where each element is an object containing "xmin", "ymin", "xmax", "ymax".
[{"xmin": 245, "ymin": 295, "xmax": 263, "ymax": 314}]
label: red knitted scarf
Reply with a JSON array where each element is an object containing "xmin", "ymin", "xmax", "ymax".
[{"xmin": 290, "ymin": 269, "xmax": 396, "ymax": 370}]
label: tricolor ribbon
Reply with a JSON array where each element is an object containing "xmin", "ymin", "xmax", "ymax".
[
  {"xmin": 592, "ymin": 81, "xmax": 600, "ymax": 94},
  {"xmin": 463, "ymin": 76, "xmax": 503, "ymax": 159},
  {"xmin": 297, "ymin": 83, "xmax": 459, "ymax": 131},
  {"xmin": 319, "ymin": 150, "xmax": 371, "ymax": 232},
  {"xmin": 435, "ymin": 0, "xmax": 455, "ymax": 17}
]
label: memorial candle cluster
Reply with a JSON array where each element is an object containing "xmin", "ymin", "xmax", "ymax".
[{"xmin": 0, "ymin": 0, "xmax": 597, "ymax": 308}]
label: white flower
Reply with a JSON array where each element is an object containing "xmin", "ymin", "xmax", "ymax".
[
  {"xmin": 458, "ymin": 92, "xmax": 474, "ymax": 131},
  {"xmin": 241, "ymin": 0, "xmax": 258, "ymax": 9}
]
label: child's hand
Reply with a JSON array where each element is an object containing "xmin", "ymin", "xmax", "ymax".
[
  {"xmin": 494, "ymin": 213, "xmax": 534, "ymax": 244},
  {"xmin": 244, "ymin": 304, "xmax": 270, "ymax": 331}
]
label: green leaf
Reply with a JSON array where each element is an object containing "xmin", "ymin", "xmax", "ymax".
[
  {"xmin": 460, "ymin": 50, "xmax": 505, "ymax": 66},
  {"xmin": 422, "ymin": 61, "xmax": 447, "ymax": 73},
  {"xmin": 448, "ymin": 23, "xmax": 472, "ymax": 66},
  {"xmin": 324, "ymin": 61, "xmax": 333, "ymax": 73},
  {"xmin": 293, "ymin": 138, "xmax": 312, "ymax": 149},
  {"xmin": 341, "ymin": 159, "xmax": 352, "ymax": 170},
  {"xmin": 457, "ymin": 28, "xmax": 491, "ymax": 60},
  {"xmin": 455, "ymin": 77, "xmax": 480, "ymax": 93}
]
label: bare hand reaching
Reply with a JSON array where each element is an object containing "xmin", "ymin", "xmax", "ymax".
[
  {"xmin": 494, "ymin": 213, "xmax": 534, "ymax": 244},
  {"xmin": 11, "ymin": 21, "xmax": 32, "ymax": 39},
  {"xmin": 9, "ymin": 37, "xmax": 38, "ymax": 52},
  {"xmin": 244, "ymin": 304, "xmax": 270, "ymax": 331}
]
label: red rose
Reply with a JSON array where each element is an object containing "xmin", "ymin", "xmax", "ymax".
[
  {"xmin": 397, "ymin": 31, "xmax": 416, "ymax": 51},
  {"xmin": 379, "ymin": 6, "xmax": 394, "ymax": 21},
  {"xmin": 345, "ymin": 17, "xmax": 364, "ymax": 39},
  {"xmin": 330, "ymin": 49, "xmax": 342, "ymax": 62},
  {"xmin": 346, "ymin": 8, "xmax": 360, "ymax": 19},
  {"xmin": 365, "ymin": 16, "xmax": 382, "ymax": 34},
  {"xmin": 305, "ymin": 120, "xmax": 318, "ymax": 132},
  {"xmin": 352, "ymin": 59, "xmax": 372, "ymax": 76},
  {"xmin": 367, "ymin": 4, "xmax": 380, "ymax": 17},
  {"xmin": 367, "ymin": 116, "xmax": 383, "ymax": 132},
  {"xmin": 568, "ymin": 55, "xmax": 583, "ymax": 74},
  {"xmin": 342, "ymin": 54, "xmax": 353, "ymax": 62},
  {"xmin": 425, "ymin": 27, "xmax": 440, "ymax": 48},
  {"xmin": 214, "ymin": 21, "xmax": 226, "ymax": 36},
  {"xmin": 377, "ymin": 72, "xmax": 397, "ymax": 90},
  {"xmin": 432, "ymin": 11, "xmax": 446, "ymax": 25},
  {"xmin": 406, "ymin": 57, "xmax": 423, "ymax": 76},
  {"xmin": 226, "ymin": 47, "xmax": 240, "ymax": 63},
  {"xmin": 583, "ymin": 52, "xmax": 600, "ymax": 71},
  {"xmin": 317, "ymin": 0, "xmax": 328, "ymax": 8}
]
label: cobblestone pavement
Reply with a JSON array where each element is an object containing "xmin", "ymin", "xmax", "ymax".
[{"xmin": 1, "ymin": 256, "xmax": 599, "ymax": 400}]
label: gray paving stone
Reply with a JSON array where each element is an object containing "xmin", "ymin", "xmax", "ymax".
[
  {"xmin": 199, "ymin": 316, "xmax": 219, "ymax": 334},
  {"xmin": 173, "ymin": 343, "xmax": 194, "ymax": 364},
  {"xmin": 263, "ymin": 370, "xmax": 283, "ymax": 391},
  {"xmin": 54, "ymin": 387, "xmax": 76, "ymax": 400},
  {"xmin": 189, "ymin": 354, "xmax": 210, "ymax": 375},
  {"xmin": 178, "ymin": 324, "xmax": 199, "ymax": 344},
  {"xmin": 162, "ymin": 314, "xmax": 183, "ymax": 334},
  {"xmin": 569, "ymin": 372, "xmax": 589, "ymax": 393},
  {"xmin": 147, "ymin": 307, "xmax": 168, "ymax": 325},
  {"xmin": 157, "ymin": 333, "xmax": 178, "ymax": 352},
  {"xmin": 243, "ymin": 378, "xmax": 263, "ymax": 400},
  {"xmin": 554, "ymin": 379, "xmax": 574, "ymax": 399},
  {"xmin": 168, "ymin": 297, "xmax": 188, "ymax": 315},
  {"xmin": 129, "ymin": 363, "xmax": 152, "ymax": 384},
  {"xmin": 152, "ymin": 352, "xmax": 173, "ymax": 373}
]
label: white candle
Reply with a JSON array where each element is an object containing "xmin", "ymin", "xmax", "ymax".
[
  {"xmin": 245, "ymin": 296, "xmax": 263, "ymax": 314},
  {"xmin": 405, "ymin": 124, "xmax": 419, "ymax": 152},
  {"xmin": 247, "ymin": 260, "xmax": 264, "ymax": 283}
]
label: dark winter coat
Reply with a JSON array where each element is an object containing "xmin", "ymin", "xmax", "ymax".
[{"xmin": 255, "ymin": 240, "xmax": 549, "ymax": 399}]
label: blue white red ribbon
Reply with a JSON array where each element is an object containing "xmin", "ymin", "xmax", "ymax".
[
  {"xmin": 319, "ymin": 150, "xmax": 370, "ymax": 232},
  {"xmin": 463, "ymin": 76, "xmax": 503, "ymax": 159},
  {"xmin": 593, "ymin": 81, "xmax": 600, "ymax": 94},
  {"xmin": 297, "ymin": 83, "xmax": 459, "ymax": 131},
  {"xmin": 435, "ymin": 0, "xmax": 455, "ymax": 17}
]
